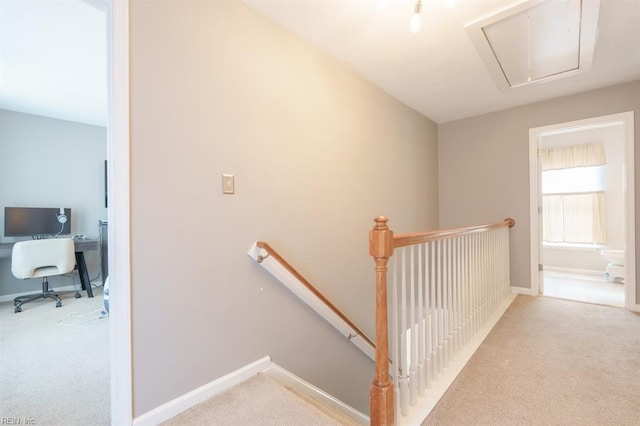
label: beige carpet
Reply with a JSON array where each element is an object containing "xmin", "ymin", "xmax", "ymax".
[
  {"xmin": 424, "ymin": 295, "xmax": 640, "ymax": 425},
  {"xmin": 162, "ymin": 372, "xmax": 361, "ymax": 425},
  {"xmin": 0, "ymin": 287, "xmax": 110, "ymax": 426}
]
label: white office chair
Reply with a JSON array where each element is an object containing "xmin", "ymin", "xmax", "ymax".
[{"xmin": 12, "ymin": 238, "xmax": 77, "ymax": 313}]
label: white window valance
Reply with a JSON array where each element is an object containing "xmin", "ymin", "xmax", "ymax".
[{"xmin": 540, "ymin": 142, "xmax": 606, "ymax": 171}]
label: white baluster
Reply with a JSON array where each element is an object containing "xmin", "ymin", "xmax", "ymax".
[
  {"xmin": 462, "ymin": 235, "xmax": 467, "ymax": 347},
  {"xmin": 472, "ymin": 233, "xmax": 479, "ymax": 334},
  {"xmin": 390, "ymin": 254, "xmax": 400, "ymax": 419},
  {"xmin": 494, "ymin": 229, "xmax": 499, "ymax": 309},
  {"xmin": 449, "ymin": 237, "xmax": 456, "ymax": 357},
  {"xmin": 449, "ymin": 237, "xmax": 457, "ymax": 357},
  {"xmin": 492, "ymin": 231, "xmax": 496, "ymax": 315},
  {"xmin": 496, "ymin": 230, "xmax": 500, "ymax": 302},
  {"xmin": 409, "ymin": 246, "xmax": 417, "ymax": 406},
  {"xmin": 481, "ymin": 231, "xmax": 488, "ymax": 325},
  {"xmin": 429, "ymin": 240, "xmax": 437, "ymax": 385},
  {"xmin": 436, "ymin": 239, "xmax": 443, "ymax": 374},
  {"xmin": 502, "ymin": 227, "xmax": 507, "ymax": 296},
  {"xmin": 505, "ymin": 226, "xmax": 511, "ymax": 296},
  {"xmin": 496, "ymin": 228, "xmax": 500, "ymax": 295},
  {"xmin": 456, "ymin": 236, "xmax": 462, "ymax": 352},
  {"xmin": 506, "ymin": 227, "xmax": 511, "ymax": 294},
  {"xmin": 400, "ymin": 248, "xmax": 408, "ymax": 416},
  {"xmin": 485, "ymin": 233, "xmax": 489, "ymax": 321},
  {"xmin": 442, "ymin": 238, "xmax": 450, "ymax": 369},
  {"xmin": 417, "ymin": 243, "xmax": 425, "ymax": 396},
  {"xmin": 424, "ymin": 242, "xmax": 432, "ymax": 389},
  {"xmin": 465, "ymin": 235, "xmax": 472, "ymax": 338},
  {"xmin": 490, "ymin": 231, "xmax": 495, "ymax": 317},
  {"xmin": 455, "ymin": 235, "xmax": 462, "ymax": 354},
  {"xmin": 491, "ymin": 230, "xmax": 497, "ymax": 313},
  {"xmin": 447, "ymin": 238, "xmax": 454, "ymax": 364}
]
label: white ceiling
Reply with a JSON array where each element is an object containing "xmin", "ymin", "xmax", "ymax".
[
  {"xmin": 0, "ymin": 0, "xmax": 107, "ymax": 127},
  {"xmin": 0, "ymin": 0, "xmax": 639, "ymax": 126},
  {"xmin": 243, "ymin": 0, "xmax": 640, "ymax": 123}
]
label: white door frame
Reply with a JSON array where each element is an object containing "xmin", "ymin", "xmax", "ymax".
[
  {"xmin": 529, "ymin": 112, "xmax": 637, "ymax": 311},
  {"xmin": 108, "ymin": 0, "xmax": 132, "ymax": 424}
]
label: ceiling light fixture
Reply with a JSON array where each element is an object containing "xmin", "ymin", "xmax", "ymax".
[
  {"xmin": 408, "ymin": 0, "xmax": 456, "ymax": 34},
  {"xmin": 444, "ymin": 0, "xmax": 458, "ymax": 9},
  {"xmin": 410, "ymin": 0, "xmax": 423, "ymax": 34},
  {"xmin": 376, "ymin": 0, "xmax": 393, "ymax": 11}
]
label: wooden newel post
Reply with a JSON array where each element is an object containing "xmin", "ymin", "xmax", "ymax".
[{"xmin": 369, "ymin": 216, "xmax": 395, "ymax": 425}]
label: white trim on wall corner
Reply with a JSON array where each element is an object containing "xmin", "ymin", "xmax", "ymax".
[
  {"xmin": 133, "ymin": 357, "xmax": 272, "ymax": 426},
  {"xmin": 529, "ymin": 128, "xmax": 542, "ymax": 296},
  {"xmin": 265, "ymin": 364, "xmax": 370, "ymax": 424},
  {"xmin": 511, "ymin": 286, "xmax": 533, "ymax": 296},
  {"xmin": 622, "ymin": 112, "xmax": 637, "ymax": 311},
  {"xmin": 109, "ymin": 0, "xmax": 133, "ymax": 424},
  {"xmin": 132, "ymin": 357, "xmax": 370, "ymax": 426}
]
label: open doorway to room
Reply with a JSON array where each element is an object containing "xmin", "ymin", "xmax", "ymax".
[
  {"xmin": 529, "ymin": 112, "xmax": 636, "ymax": 310},
  {"xmin": 0, "ymin": 1, "xmax": 131, "ymax": 424}
]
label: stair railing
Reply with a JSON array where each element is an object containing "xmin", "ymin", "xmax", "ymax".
[
  {"xmin": 369, "ymin": 217, "xmax": 515, "ymax": 425},
  {"xmin": 248, "ymin": 241, "xmax": 375, "ymax": 360}
]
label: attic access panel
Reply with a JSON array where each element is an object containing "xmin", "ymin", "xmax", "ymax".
[{"xmin": 466, "ymin": 0, "xmax": 601, "ymax": 89}]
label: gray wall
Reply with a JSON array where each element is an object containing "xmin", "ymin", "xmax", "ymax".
[
  {"xmin": 129, "ymin": 0, "xmax": 438, "ymax": 416},
  {"xmin": 0, "ymin": 109, "xmax": 107, "ymax": 296},
  {"xmin": 439, "ymin": 80, "xmax": 640, "ymax": 301}
]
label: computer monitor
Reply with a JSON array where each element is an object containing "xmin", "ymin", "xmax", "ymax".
[{"xmin": 4, "ymin": 207, "xmax": 72, "ymax": 238}]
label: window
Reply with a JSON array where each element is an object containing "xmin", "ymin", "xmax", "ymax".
[
  {"xmin": 541, "ymin": 165, "xmax": 606, "ymax": 245},
  {"xmin": 539, "ymin": 141, "xmax": 607, "ymax": 246}
]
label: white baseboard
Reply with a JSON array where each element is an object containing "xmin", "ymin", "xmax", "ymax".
[
  {"xmin": 131, "ymin": 292, "xmax": 520, "ymax": 426},
  {"xmin": 133, "ymin": 356, "xmax": 271, "ymax": 426},
  {"xmin": 543, "ymin": 266, "xmax": 604, "ymax": 276},
  {"xmin": 132, "ymin": 355, "xmax": 369, "ymax": 426},
  {"xmin": 265, "ymin": 363, "xmax": 369, "ymax": 424},
  {"xmin": 511, "ymin": 286, "xmax": 533, "ymax": 295}
]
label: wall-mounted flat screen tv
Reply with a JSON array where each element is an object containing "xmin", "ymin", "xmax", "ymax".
[{"xmin": 4, "ymin": 207, "xmax": 71, "ymax": 237}]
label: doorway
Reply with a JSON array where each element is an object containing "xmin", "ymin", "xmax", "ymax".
[
  {"xmin": 0, "ymin": 1, "xmax": 130, "ymax": 424},
  {"xmin": 529, "ymin": 112, "xmax": 636, "ymax": 310}
]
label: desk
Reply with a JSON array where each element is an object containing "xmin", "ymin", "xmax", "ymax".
[{"xmin": 0, "ymin": 239, "xmax": 99, "ymax": 298}]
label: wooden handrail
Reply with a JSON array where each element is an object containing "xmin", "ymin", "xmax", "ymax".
[
  {"xmin": 255, "ymin": 241, "xmax": 375, "ymax": 349},
  {"xmin": 393, "ymin": 217, "xmax": 515, "ymax": 248},
  {"xmin": 368, "ymin": 217, "xmax": 515, "ymax": 425}
]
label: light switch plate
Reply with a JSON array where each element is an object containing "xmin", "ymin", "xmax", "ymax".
[{"xmin": 222, "ymin": 173, "xmax": 234, "ymax": 194}]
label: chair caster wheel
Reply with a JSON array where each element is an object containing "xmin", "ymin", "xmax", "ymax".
[
  {"xmin": 56, "ymin": 302, "xmax": 62, "ymax": 308},
  {"xmin": 14, "ymin": 306, "xmax": 22, "ymax": 313},
  {"xmin": 75, "ymin": 293, "xmax": 81, "ymax": 299}
]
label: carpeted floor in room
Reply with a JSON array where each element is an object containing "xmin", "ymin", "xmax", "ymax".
[
  {"xmin": 424, "ymin": 295, "xmax": 640, "ymax": 425},
  {"xmin": 0, "ymin": 287, "xmax": 110, "ymax": 426}
]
